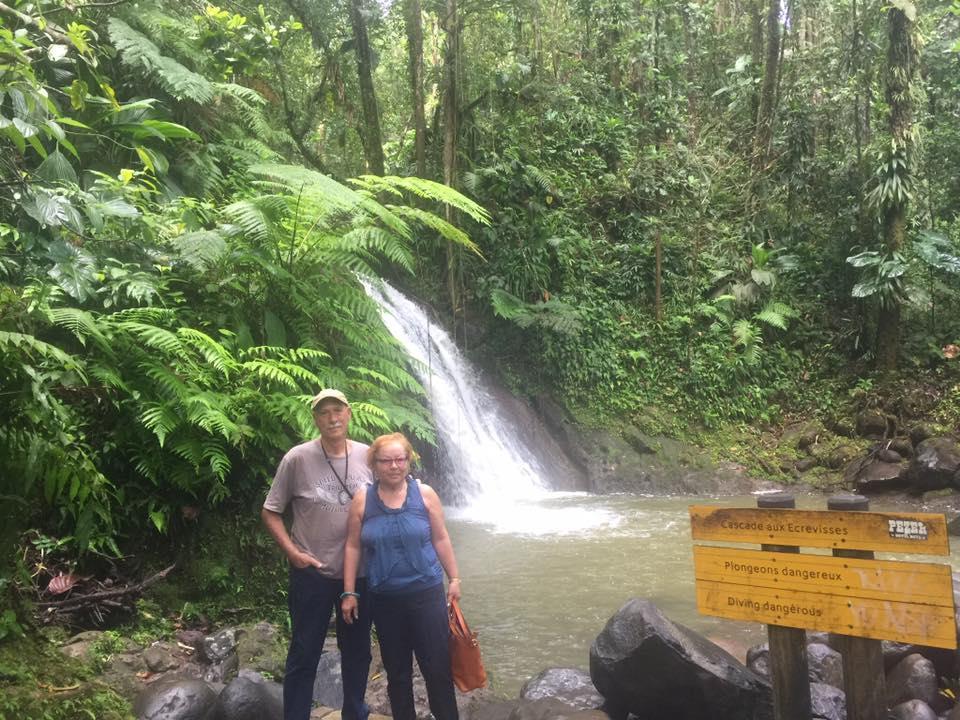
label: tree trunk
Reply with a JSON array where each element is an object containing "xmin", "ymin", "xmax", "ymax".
[
  {"xmin": 749, "ymin": 0, "xmax": 764, "ymax": 125},
  {"xmin": 442, "ymin": 0, "xmax": 461, "ymax": 317},
  {"xmin": 753, "ymin": 0, "xmax": 781, "ymax": 169},
  {"xmin": 875, "ymin": 2, "xmax": 916, "ymax": 372},
  {"xmin": 404, "ymin": 0, "xmax": 427, "ymax": 177},
  {"xmin": 349, "ymin": 0, "xmax": 385, "ymax": 175}
]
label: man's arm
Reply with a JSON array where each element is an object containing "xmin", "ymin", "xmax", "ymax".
[{"xmin": 261, "ymin": 507, "xmax": 322, "ymax": 570}]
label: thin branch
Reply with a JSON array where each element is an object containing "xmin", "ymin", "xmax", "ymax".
[
  {"xmin": 0, "ymin": 2, "xmax": 71, "ymax": 44},
  {"xmin": 44, "ymin": 0, "xmax": 134, "ymax": 14},
  {"xmin": 36, "ymin": 564, "xmax": 175, "ymax": 610}
]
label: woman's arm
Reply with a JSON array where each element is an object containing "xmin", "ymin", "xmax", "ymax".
[
  {"xmin": 341, "ymin": 487, "xmax": 367, "ymax": 623},
  {"xmin": 421, "ymin": 484, "xmax": 461, "ymax": 602}
]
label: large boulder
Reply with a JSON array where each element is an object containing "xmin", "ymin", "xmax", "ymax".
[
  {"xmin": 520, "ymin": 668, "xmax": 604, "ymax": 711},
  {"xmin": 806, "ymin": 643, "xmax": 843, "ymax": 689},
  {"xmin": 211, "ymin": 670, "xmax": 283, "ymax": 720},
  {"xmin": 888, "ymin": 699, "xmax": 937, "ymax": 720},
  {"xmin": 589, "ymin": 599, "xmax": 772, "ymax": 720},
  {"xmin": 809, "ymin": 682, "xmax": 845, "ymax": 720},
  {"xmin": 133, "ymin": 678, "xmax": 217, "ymax": 720},
  {"xmin": 886, "ymin": 653, "xmax": 939, "ymax": 708},
  {"xmin": 904, "ymin": 438, "xmax": 960, "ymax": 492},
  {"xmin": 313, "ymin": 649, "xmax": 343, "ymax": 709}
]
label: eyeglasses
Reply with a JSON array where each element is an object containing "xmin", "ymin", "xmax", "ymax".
[{"xmin": 374, "ymin": 456, "xmax": 408, "ymax": 467}]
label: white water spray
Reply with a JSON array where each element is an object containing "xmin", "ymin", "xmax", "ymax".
[{"xmin": 365, "ymin": 280, "xmax": 621, "ymax": 534}]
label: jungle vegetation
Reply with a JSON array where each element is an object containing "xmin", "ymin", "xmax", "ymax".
[{"xmin": 1, "ymin": 0, "xmax": 959, "ymax": 611}]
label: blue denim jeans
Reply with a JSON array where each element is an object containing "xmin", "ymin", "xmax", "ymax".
[
  {"xmin": 284, "ymin": 568, "xmax": 372, "ymax": 720},
  {"xmin": 372, "ymin": 583, "xmax": 458, "ymax": 720}
]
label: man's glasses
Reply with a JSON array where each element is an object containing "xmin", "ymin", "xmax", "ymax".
[{"xmin": 374, "ymin": 456, "xmax": 408, "ymax": 467}]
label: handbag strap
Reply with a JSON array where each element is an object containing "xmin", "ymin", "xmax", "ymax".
[{"xmin": 449, "ymin": 598, "xmax": 470, "ymax": 637}]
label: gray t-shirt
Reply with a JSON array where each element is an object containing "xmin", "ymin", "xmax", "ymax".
[{"xmin": 263, "ymin": 439, "xmax": 372, "ymax": 578}]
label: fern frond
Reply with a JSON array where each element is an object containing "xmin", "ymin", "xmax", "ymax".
[
  {"xmin": 116, "ymin": 321, "xmax": 186, "ymax": 356},
  {"xmin": 107, "ymin": 18, "xmax": 215, "ymax": 103},
  {"xmin": 242, "ymin": 359, "xmax": 299, "ymax": 389},
  {"xmin": 177, "ymin": 328, "xmax": 237, "ymax": 376},
  {"xmin": 352, "ymin": 175, "xmax": 491, "ymax": 225},
  {"xmin": 335, "ymin": 226, "xmax": 414, "ymax": 273},
  {"xmin": 171, "ymin": 230, "xmax": 228, "ymax": 270},
  {"xmin": 388, "ymin": 205, "xmax": 481, "ymax": 256},
  {"xmin": 47, "ymin": 307, "xmax": 111, "ymax": 351},
  {"xmin": 0, "ymin": 330, "xmax": 84, "ymax": 374},
  {"xmin": 140, "ymin": 403, "xmax": 181, "ymax": 447},
  {"xmin": 222, "ymin": 196, "xmax": 288, "ymax": 244}
]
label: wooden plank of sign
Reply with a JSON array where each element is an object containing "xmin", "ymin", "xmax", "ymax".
[
  {"xmin": 695, "ymin": 580, "xmax": 958, "ymax": 649},
  {"xmin": 693, "ymin": 546, "xmax": 954, "ymax": 606},
  {"xmin": 689, "ymin": 506, "xmax": 950, "ymax": 554}
]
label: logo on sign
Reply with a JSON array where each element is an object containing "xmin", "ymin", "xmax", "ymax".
[{"xmin": 888, "ymin": 519, "xmax": 928, "ymax": 540}]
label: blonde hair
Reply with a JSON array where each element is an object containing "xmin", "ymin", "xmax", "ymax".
[{"xmin": 367, "ymin": 432, "xmax": 419, "ymax": 473}]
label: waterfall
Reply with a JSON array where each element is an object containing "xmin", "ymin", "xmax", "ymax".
[{"xmin": 364, "ymin": 280, "xmax": 549, "ymax": 510}]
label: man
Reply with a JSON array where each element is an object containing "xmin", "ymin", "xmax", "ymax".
[{"xmin": 262, "ymin": 389, "xmax": 373, "ymax": 720}]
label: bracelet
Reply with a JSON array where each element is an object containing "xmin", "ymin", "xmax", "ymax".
[
  {"xmin": 340, "ymin": 591, "xmax": 360, "ymax": 600},
  {"xmin": 448, "ymin": 577, "xmax": 460, "ymax": 583}
]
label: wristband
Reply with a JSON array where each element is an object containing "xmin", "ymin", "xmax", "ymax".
[
  {"xmin": 448, "ymin": 577, "xmax": 460, "ymax": 583},
  {"xmin": 340, "ymin": 591, "xmax": 360, "ymax": 600}
]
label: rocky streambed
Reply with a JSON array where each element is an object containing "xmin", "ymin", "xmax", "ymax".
[{"xmin": 63, "ymin": 573, "xmax": 960, "ymax": 720}]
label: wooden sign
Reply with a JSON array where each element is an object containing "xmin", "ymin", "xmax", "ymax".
[
  {"xmin": 696, "ymin": 578, "xmax": 957, "ymax": 649},
  {"xmin": 689, "ymin": 506, "xmax": 950, "ymax": 555},
  {"xmin": 693, "ymin": 546, "xmax": 954, "ymax": 605}
]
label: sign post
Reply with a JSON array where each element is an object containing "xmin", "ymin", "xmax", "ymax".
[
  {"xmin": 690, "ymin": 497, "xmax": 956, "ymax": 720},
  {"xmin": 758, "ymin": 493, "xmax": 810, "ymax": 720}
]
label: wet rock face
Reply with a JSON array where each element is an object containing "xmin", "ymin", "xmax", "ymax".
[
  {"xmin": 904, "ymin": 438, "xmax": 960, "ymax": 492},
  {"xmin": 886, "ymin": 653, "xmax": 939, "ymax": 709},
  {"xmin": 808, "ymin": 682, "xmax": 845, "ymax": 720},
  {"xmin": 211, "ymin": 670, "xmax": 283, "ymax": 720},
  {"xmin": 589, "ymin": 598, "xmax": 771, "ymax": 720},
  {"xmin": 520, "ymin": 667, "xmax": 604, "ymax": 711},
  {"xmin": 133, "ymin": 678, "xmax": 217, "ymax": 720}
]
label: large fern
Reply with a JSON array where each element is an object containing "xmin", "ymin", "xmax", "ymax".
[{"xmin": 108, "ymin": 18, "xmax": 215, "ymax": 104}]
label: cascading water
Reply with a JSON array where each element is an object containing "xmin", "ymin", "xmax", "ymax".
[{"xmin": 365, "ymin": 280, "xmax": 621, "ymax": 534}]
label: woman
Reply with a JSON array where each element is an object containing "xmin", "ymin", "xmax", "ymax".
[{"xmin": 341, "ymin": 432, "xmax": 462, "ymax": 720}]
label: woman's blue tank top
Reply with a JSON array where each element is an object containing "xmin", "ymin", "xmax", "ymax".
[{"xmin": 361, "ymin": 477, "xmax": 443, "ymax": 594}]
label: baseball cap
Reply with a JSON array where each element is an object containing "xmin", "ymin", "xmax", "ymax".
[{"xmin": 310, "ymin": 388, "xmax": 350, "ymax": 410}]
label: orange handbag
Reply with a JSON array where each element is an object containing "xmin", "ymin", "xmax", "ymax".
[{"xmin": 448, "ymin": 598, "xmax": 487, "ymax": 692}]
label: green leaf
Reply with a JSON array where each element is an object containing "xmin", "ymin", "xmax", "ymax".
[{"xmin": 36, "ymin": 149, "xmax": 78, "ymax": 184}]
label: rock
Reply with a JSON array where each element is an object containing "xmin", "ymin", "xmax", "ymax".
[
  {"xmin": 745, "ymin": 644, "xmax": 769, "ymax": 678},
  {"xmin": 745, "ymin": 642, "xmax": 841, "ymax": 689},
  {"xmin": 204, "ymin": 628, "xmax": 238, "ymax": 663},
  {"xmin": 856, "ymin": 410, "xmax": 889, "ymax": 439},
  {"xmin": 176, "ymin": 630, "xmax": 206, "ymax": 653},
  {"xmin": 796, "ymin": 458, "xmax": 818, "ymax": 473},
  {"xmin": 910, "ymin": 425, "xmax": 936, "ymax": 447},
  {"xmin": 60, "ymin": 631, "xmax": 103, "ymax": 662},
  {"xmin": 520, "ymin": 668, "xmax": 604, "ymax": 711},
  {"xmin": 100, "ymin": 650, "xmax": 150, "ymax": 700},
  {"xmin": 143, "ymin": 643, "xmax": 180, "ymax": 673},
  {"xmin": 133, "ymin": 678, "xmax": 217, "ymax": 720},
  {"xmin": 211, "ymin": 670, "xmax": 283, "ymax": 720},
  {"xmin": 878, "ymin": 448, "xmax": 904, "ymax": 463},
  {"xmin": 889, "ymin": 438, "xmax": 914, "ymax": 459},
  {"xmin": 203, "ymin": 648, "xmax": 239, "ymax": 684},
  {"xmin": 589, "ymin": 598, "xmax": 771, "ymax": 720},
  {"xmin": 809, "ymin": 682, "xmax": 845, "ymax": 720},
  {"xmin": 826, "ymin": 446, "xmax": 858, "ymax": 470},
  {"xmin": 467, "ymin": 700, "xmax": 523, "ymax": 720},
  {"xmin": 886, "ymin": 653, "xmax": 939, "ymax": 708},
  {"xmin": 882, "ymin": 642, "xmax": 956, "ymax": 679},
  {"xmin": 948, "ymin": 516, "xmax": 960, "ymax": 537},
  {"xmin": 807, "ymin": 643, "xmax": 843, "ymax": 689},
  {"xmin": 888, "ymin": 699, "xmax": 938, "ymax": 720},
  {"xmin": 845, "ymin": 456, "xmax": 907, "ymax": 494},
  {"xmin": 508, "ymin": 697, "xmax": 582, "ymax": 720},
  {"xmin": 237, "ymin": 621, "xmax": 286, "ymax": 680},
  {"xmin": 314, "ymin": 650, "xmax": 343, "ymax": 709},
  {"xmin": 905, "ymin": 438, "xmax": 960, "ymax": 492}
]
